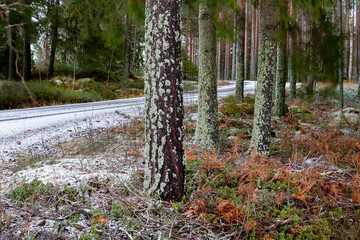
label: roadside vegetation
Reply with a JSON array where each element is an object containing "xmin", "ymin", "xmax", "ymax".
[
  {"xmin": 0, "ymin": 86, "xmax": 359, "ymax": 239},
  {"xmin": 0, "ymin": 75, "xmax": 144, "ymax": 110}
]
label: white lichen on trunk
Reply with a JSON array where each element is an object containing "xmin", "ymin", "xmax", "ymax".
[
  {"xmin": 274, "ymin": 41, "xmax": 288, "ymax": 116},
  {"xmin": 195, "ymin": 2, "xmax": 219, "ymax": 152},
  {"xmin": 235, "ymin": 9, "xmax": 245, "ymax": 102},
  {"xmin": 144, "ymin": 0, "xmax": 185, "ymax": 201},
  {"xmin": 249, "ymin": 0, "xmax": 278, "ymax": 155}
]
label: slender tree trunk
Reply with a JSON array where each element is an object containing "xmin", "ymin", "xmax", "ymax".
[
  {"xmin": 255, "ymin": 5, "xmax": 260, "ymax": 77},
  {"xmin": 8, "ymin": 9, "xmax": 16, "ymax": 81},
  {"xmin": 132, "ymin": 25, "xmax": 137, "ymax": 67},
  {"xmin": 195, "ymin": 1, "xmax": 219, "ymax": 152},
  {"xmin": 232, "ymin": 14, "xmax": 237, "ymax": 80},
  {"xmin": 250, "ymin": 4, "xmax": 257, "ymax": 80},
  {"xmin": 249, "ymin": 0, "xmax": 277, "ymax": 155},
  {"xmin": 345, "ymin": 0, "xmax": 350, "ymax": 78},
  {"xmin": 217, "ymin": 42, "xmax": 220, "ymax": 79},
  {"xmin": 349, "ymin": 1, "xmax": 355, "ymax": 81},
  {"xmin": 144, "ymin": 0, "xmax": 185, "ymax": 202},
  {"xmin": 339, "ymin": 0, "xmax": 344, "ymax": 108},
  {"xmin": 48, "ymin": 0, "xmax": 59, "ymax": 78},
  {"xmin": 123, "ymin": 12, "xmax": 132, "ymax": 86},
  {"xmin": 235, "ymin": 2, "xmax": 246, "ymax": 102},
  {"xmin": 289, "ymin": 1, "xmax": 296, "ymax": 100},
  {"xmin": 23, "ymin": 11, "xmax": 32, "ymax": 81},
  {"xmin": 185, "ymin": 6, "xmax": 190, "ymax": 59},
  {"xmin": 244, "ymin": 0, "xmax": 249, "ymax": 79},
  {"xmin": 274, "ymin": 2, "xmax": 288, "ymax": 116},
  {"xmin": 357, "ymin": 0, "xmax": 360, "ymax": 98},
  {"xmin": 220, "ymin": 43, "xmax": 226, "ymax": 80}
]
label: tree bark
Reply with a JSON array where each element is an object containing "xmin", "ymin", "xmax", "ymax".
[
  {"xmin": 289, "ymin": 0, "xmax": 296, "ymax": 100},
  {"xmin": 195, "ymin": 1, "xmax": 219, "ymax": 152},
  {"xmin": 250, "ymin": 4, "xmax": 257, "ymax": 80},
  {"xmin": 144, "ymin": 0, "xmax": 185, "ymax": 202},
  {"xmin": 244, "ymin": 0, "xmax": 249, "ymax": 79},
  {"xmin": 48, "ymin": 0, "xmax": 59, "ymax": 78},
  {"xmin": 339, "ymin": 0, "xmax": 344, "ymax": 108},
  {"xmin": 235, "ymin": 1, "xmax": 245, "ymax": 102},
  {"xmin": 23, "ymin": 1, "xmax": 32, "ymax": 81},
  {"xmin": 8, "ymin": 8, "xmax": 16, "ymax": 81},
  {"xmin": 249, "ymin": 0, "xmax": 277, "ymax": 155},
  {"xmin": 274, "ymin": 21, "xmax": 288, "ymax": 116},
  {"xmin": 123, "ymin": 11, "xmax": 132, "ymax": 86}
]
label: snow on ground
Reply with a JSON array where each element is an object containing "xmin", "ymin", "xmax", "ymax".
[{"xmin": 0, "ymin": 81, "xmax": 252, "ymax": 192}]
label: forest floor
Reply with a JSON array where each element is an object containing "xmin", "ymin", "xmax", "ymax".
[{"xmin": 0, "ymin": 87, "xmax": 360, "ymax": 239}]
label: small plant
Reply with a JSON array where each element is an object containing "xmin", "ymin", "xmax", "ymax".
[{"xmin": 9, "ymin": 178, "xmax": 54, "ymax": 206}]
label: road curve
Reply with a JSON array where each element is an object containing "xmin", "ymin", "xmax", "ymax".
[{"xmin": 0, "ymin": 81, "xmax": 256, "ymax": 160}]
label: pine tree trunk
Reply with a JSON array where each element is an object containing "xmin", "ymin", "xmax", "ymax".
[
  {"xmin": 348, "ymin": 3, "xmax": 355, "ymax": 81},
  {"xmin": 339, "ymin": 0, "xmax": 344, "ymax": 108},
  {"xmin": 23, "ymin": 11, "xmax": 32, "ymax": 81},
  {"xmin": 195, "ymin": 1, "xmax": 219, "ymax": 152},
  {"xmin": 235, "ymin": 3, "xmax": 246, "ymax": 102},
  {"xmin": 48, "ymin": 0, "xmax": 59, "ymax": 78},
  {"xmin": 144, "ymin": 0, "xmax": 185, "ymax": 202},
  {"xmin": 250, "ymin": 4, "xmax": 257, "ymax": 80},
  {"xmin": 123, "ymin": 12, "xmax": 132, "ymax": 86},
  {"xmin": 289, "ymin": 2, "xmax": 296, "ymax": 100},
  {"xmin": 8, "ymin": 9, "xmax": 16, "ymax": 81},
  {"xmin": 244, "ymin": 0, "xmax": 249, "ymax": 79},
  {"xmin": 274, "ymin": 18, "xmax": 288, "ymax": 116},
  {"xmin": 249, "ymin": 0, "xmax": 277, "ymax": 155}
]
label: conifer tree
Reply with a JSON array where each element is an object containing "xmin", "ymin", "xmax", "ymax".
[
  {"xmin": 249, "ymin": 0, "xmax": 278, "ymax": 155},
  {"xmin": 144, "ymin": 0, "xmax": 185, "ymax": 201}
]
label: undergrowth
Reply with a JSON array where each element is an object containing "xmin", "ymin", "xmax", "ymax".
[{"xmin": 0, "ymin": 93, "xmax": 359, "ymax": 239}]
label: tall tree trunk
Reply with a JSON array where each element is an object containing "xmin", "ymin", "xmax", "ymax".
[
  {"xmin": 48, "ymin": 0, "xmax": 59, "ymax": 78},
  {"xmin": 185, "ymin": 6, "xmax": 190, "ymax": 59},
  {"xmin": 250, "ymin": 4, "xmax": 257, "ymax": 80},
  {"xmin": 357, "ymin": 0, "xmax": 360, "ymax": 98},
  {"xmin": 289, "ymin": 1, "xmax": 296, "ymax": 100},
  {"xmin": 144, "ymin": 0, "xmax": 185, "ymax": 202},
  {"xmin": 349, "ymin": 1, "xmax": 355, "ymax": 81},
  {"xmin": 195, "ymin": 1, "xmax": 219, "ymax": 152},
  {"xmin": 123, "ymin": 12, "xmax": 132, "ymax": 86},
  {"xmin": 8, "ymin": 9, "xmax": 16, "ymax": 81},
  {"xmin": 255, "ymin": 5, "xmax": 260, "ymax": 77},
  {"xmin": 23, "ymin": 4, "xmax": 32, "ymax": 81},
  {"xmin": 274, "ymin": 1, "xmax": 288, "ymax": 116},
  {"xmin": 235, "ymin": 2, "xmax": 246, "ymax": 102},
  {"xmin": 220, "ymin": 43, "xmax": 226, "ymax": 80},
  {"xmin": 339, "ymin": 0, "xmax": 344, "ymax": 108},
  {"xmin": 249, "ymin": 0, "xmax": 277, "ymax": 155},
  {"xmin": 345, "ymin": 0, "xmax": 350, "ymax": 78},
  {"xmin": 232, "ymin": 14, "xmax": 237, "ymax": 80},
  {"xmin": 244, "ymin": 0, "xmax": 249, "ymax": 79}
]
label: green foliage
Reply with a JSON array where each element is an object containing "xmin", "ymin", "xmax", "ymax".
[
  {"xmin": 9, "ymin": 178, "xmax": 54, "ymax": 206},
  {"xmin": 182, "ymin": 50, "xmax": 198, "ymax": 82},
  {"xmin": 221, "ymin": 95, "xmax": 255, "ymax": 118},
  {"xmin": 0, "ymin": 81, "xmax": 102, "ymax": 109}
]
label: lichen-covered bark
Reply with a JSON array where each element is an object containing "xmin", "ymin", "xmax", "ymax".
[
  {"xmin": 274, "ymin": 30, "xmax": 288, "ymax": 116},
  {"xmin": 195, "ymin": 2, "xmax": 219, "ymax": 152},
  {"xmin": 235, "ymin": 6, "xmax": 245, "ymax": 102},
  {"xmin": 289, "ymin": 34, "xmax": 296, "ymax": 100},
  {"xmin": 249, "ymin": 0, "xmax": 277, "ymax": 155},
  {"xmin": 144, "ymin": 0, "xmax": 185, "ymax": 202},
  {"xmin": 123, "ymin": 11, "xmax": 132, "ymax": 86}
]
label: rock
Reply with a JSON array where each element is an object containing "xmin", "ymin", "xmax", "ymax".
[
  {"xmin": 330, "ymin": 107, "xmax": 360, "ymax": 127},
  {"xmin": 288, "ymin": 106, "xmax": 316, "ymax": 122},
  {"xmin": 77, "ymin": 78, "xmax": 93, "ymax": 83}
]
